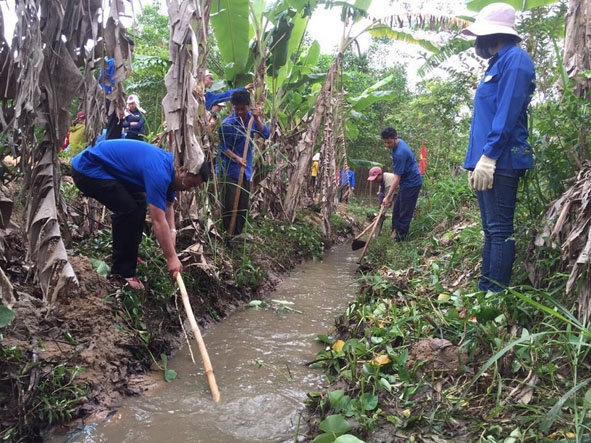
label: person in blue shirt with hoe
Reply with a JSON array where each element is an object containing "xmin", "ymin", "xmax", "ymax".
[
  {"xmin": 461, "ymin": 3, "xmax": 536, "ymax": 293},
  {"xmin": 380, "ymin": 127, "xmax": 423, "ymax": 241},
  {"xmin": 71, "ymin": 139, "xmax": 210, "ymax": 290},
  {"xmin": 218, "ymin": 90, "xmax": 270, "ymax": 236}
]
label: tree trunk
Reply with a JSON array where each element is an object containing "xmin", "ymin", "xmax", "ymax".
[
  {"xmin": 162, "ymin": 0, "xmax": 207, "ymax": 174},
  {"xmin": 283, "ymin": 59, "xmax": 340, "ymax": 222},
  {"xmin": 564, "ymin": 0, "xmax": 591, "ymax": 100}
]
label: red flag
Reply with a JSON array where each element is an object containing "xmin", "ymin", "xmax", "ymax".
[{"xmin": 419, "ymin": 141, "xmax": 427, "ymax": 175}]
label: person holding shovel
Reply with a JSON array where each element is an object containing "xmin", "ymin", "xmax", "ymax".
[
  {"xmin": 218, "ymin": 89, "xmax": 270, "ymax": 236},
  {"xmin": 71, "ymin": 139, "xmax": 210, "ymax": 290},
  {"xmin": 380, "ymin": 127, "xmax": 423, "ymax": 241},
  {"xmin": 367, "ymin": 166, "xmax": 396, "ymax": 234}
]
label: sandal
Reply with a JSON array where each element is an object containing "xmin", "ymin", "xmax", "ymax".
[
  {"xmin": 124, "ymin": 277, "xmax": 145, "ymax": 290},
  {"xmin": 109, "ymin": 275, "xmax": 145, "ymax": 291}
]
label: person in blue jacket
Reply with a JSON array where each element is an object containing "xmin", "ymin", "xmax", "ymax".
[
  {"xmin": 380, "ymin": 127, "xmax": 423, "ymax": 241},
  {"xmin": 218, "ymin": 89, "xmax": 270, "ymax": 236},
  {"xmin": 71, "ymin": 139, "xmax": 210, "ymax": 290},
  {"xmin": 461, "ymin": 3, "xmax": 536, "ymax": 292},
  {"xmin": 122, "ymin": 94, "xmax": 146, "ymax": 140}
]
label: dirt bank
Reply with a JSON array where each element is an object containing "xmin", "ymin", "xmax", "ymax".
[{"xmin": 0, "ymin": 194, "xmax": 355, "ymax": 441}]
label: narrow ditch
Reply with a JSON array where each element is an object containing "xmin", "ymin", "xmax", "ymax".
[{"xmin": 51, "ymin": 244, "xmax": 360, "ymax": 443}]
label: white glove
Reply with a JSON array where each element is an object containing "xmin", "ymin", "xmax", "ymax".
[{"xmin": 469, "ymin": 155, "xmax": 497, "ymax": 191}]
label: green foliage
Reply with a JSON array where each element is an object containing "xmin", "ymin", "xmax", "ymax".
[
  {"xmin": 160, "ymin": 353, "xmax": 177, "ymax": 383},
  {"xmin": 210, "ymin": 0, "xmax": 251, "ymax": 79},
  {"xmin": 254, "ymin": 214, "xmax": 325, "ymax": 263},
  {"xmin": 235, "ymin": 255, "xmax": 265, "ymax": 288},
  {"xmin": 329, "ymin": 213, "xmax": 351, "ymax": 237},
  {"xmin": 0, "ymin": 306, "xmax": 15, "ymax": 328},
  {"xmin": 31, "ymin": 364, "xmax": 88, "ymax": 425},
  {"xmin": 127, "ymin": 4, "xmax": 171, "ymax": 133},
  {"xmin": 0, "ymin": 358, "xmax": 89, "ymax": 438}
]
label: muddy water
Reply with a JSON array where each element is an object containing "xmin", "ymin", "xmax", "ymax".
[{"xmin": 56, "ymin": 245, "xmax": 359, "ymax": 443}]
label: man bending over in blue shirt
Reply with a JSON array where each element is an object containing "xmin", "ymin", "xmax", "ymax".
[{"xmin": 71, "ymin": 139, "xmax": 210, "ymax": 290}]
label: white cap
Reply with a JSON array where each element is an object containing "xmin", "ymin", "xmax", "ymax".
[
  {"xmin": 461, "ymin": 3, "xmax": 521, "ymax": 40},
  {"xmin": 205, "ymin": 71, "xmax": 214, "ymax": 78}
]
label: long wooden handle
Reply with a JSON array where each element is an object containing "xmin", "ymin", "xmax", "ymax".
[
  {"xmin": 358, "ymin": 204, "xmax": 386, "ymax": 263},
  {"xmin": 228, "ymin": 117, "xmax": 255, "ymax": 236},
  {"xmin": 354, "ymin": 217, "xmax": 379, "ymax": 241},
  {"xmin": 176, "ymin": 273, "xmax": 221, "ymax": 402}
]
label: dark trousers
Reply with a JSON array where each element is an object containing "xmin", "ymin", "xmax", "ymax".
[
  {"xmin": 392, "ymin": 184, "xmax": 422, "ymax": 240},
  {"xmin": 476, "ymin": 169, "xmax": 524, "ymax": 292},
  {"xmin": 105, "ymin": 99, "xmax": 123, "ymax": 140},
  {"xmin": 221, "ymin": 178, "xmax": 250, "ymax": 235},
  {"xmin": 72, "ymin": 171, "xmax": 146, "ymax": 277}
]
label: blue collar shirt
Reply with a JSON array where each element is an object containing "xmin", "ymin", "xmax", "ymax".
[
  {"xmin": 391, "ymin": 138, "xmax": 423, "ymax": 188},
  {"xmin": 464, "ymin": 43, "xmax": 536, "ymax": 170}
]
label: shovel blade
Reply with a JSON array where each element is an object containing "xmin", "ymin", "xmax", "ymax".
[{"xmin": 351, "ymin": 239, "xmax": 367, "ymax": 251}]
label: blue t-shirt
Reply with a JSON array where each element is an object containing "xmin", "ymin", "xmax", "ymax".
[
  {"xmin": 464, "ymin": 43, "xmax": 535, "ymax": 170},
  {"xmin": 339, "ymin": 169, "xmax": 355, "ymax": 188},
  {"xmin": 218, "ymin": 112, "xmax": 270, "ymax": 181},
  {"xmin": 71, "ymin": 139, "xmax": 176, "ymax": 211},
  {"xmin": 392, "ymin": 138, "xmax": 423, "ymax": 188}
]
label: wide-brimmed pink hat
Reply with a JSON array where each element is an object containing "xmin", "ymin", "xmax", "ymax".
[{"xmin": 461, "ymin": 3, "xmax": 521, "ymax": 40}]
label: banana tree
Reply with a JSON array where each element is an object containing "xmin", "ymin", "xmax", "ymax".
[
  {"xmin": 0, "ymin": 0, "xmax": 136, "ymax": 304},
  {"xmin": 283, "ymin": 0, "xmax": 379, "ymax": 226}
]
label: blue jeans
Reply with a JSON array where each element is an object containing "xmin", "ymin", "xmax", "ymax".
[{"xmin": 476, "ymin": 169, "xmax": 525, "ymax": 292}]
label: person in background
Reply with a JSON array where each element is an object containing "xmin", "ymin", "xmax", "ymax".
[
  {"xmin": 204, "ymin": 71, "xmax": 254, "ymax": 112},
  {"xmin": 338, "ymin": 164, "xmax": 355, "ymax": 203},
  {"xmin": 380, "ymin": 127, "xmax": 423, "ymax": 241},
  {"xmin": 461, "ymin": 3, "xmax": 536, "ymax": 292},
  {"xmin": 61, "ymin": 111, "xmax": 88, "ymax": 157},
  {"xmin": 367, "ymin": 166, "xmax": 396, "ymax": 234},
  {"xmin": 122, "ymin": 94, "xmax": 147, "ymax": 141},
  {"xmin": 98, "ymin": 36, "xmax": 135, "ymax": 140},
  {"xmin": 71, "ymin": 139, "xmax": 210, "ymax": 290},
  {"xmin": 218, "ymin": 90, "xmax": 270, "ymax": 236},
  {"xmin": 310, "ymin": 153, "xmax": 320, "ymax": 188}
]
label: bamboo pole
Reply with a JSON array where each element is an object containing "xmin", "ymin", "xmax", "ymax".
[
  {"xmin": 176, "ymin": 273, "xmax": 221, "ymax": 402},
  {"xmin": 357, "ymin": 203, "xmax": 386, "ymax": 263},
  {"xmin": 227, "ymin": 117, "xmax": 255, "ymax": 236}
]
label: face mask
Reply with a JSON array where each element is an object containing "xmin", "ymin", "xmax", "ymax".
[{"xmin": 475, "ymin": 37, "xmax": 495, "ymax": 59}]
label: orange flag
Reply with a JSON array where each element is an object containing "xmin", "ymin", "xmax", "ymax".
[{"xmin": 419, "ymin": 141, "xmax": 427, "ymax": 175}]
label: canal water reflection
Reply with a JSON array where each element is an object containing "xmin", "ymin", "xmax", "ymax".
[{"xmin": 55, "ymin": 244, "xmax": 359, "ymax": 443}]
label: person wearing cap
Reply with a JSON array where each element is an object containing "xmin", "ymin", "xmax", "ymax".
[
  {"xmin": 61, "ymin": 111, "xmax": 88, "ymax": 157},
  {"xmin": 122, "ymin": 94, "xmax": 147, "ymax": 141},
  {"xmin": 71, "ymin": 139, "xmax": 211, "ymax": 290},
  {"xmin": 218, "ymin": 89, "xmax": 270, "ymax": 236},
  {"xmin": 367, "ymin": 166, "xmax": 397, "ymax": 233},
  {"xmin": 461, "ymin": 3, "xmax": 536, "ymax": 292},
  {"xmin": 380, "ymin": 127, "xmax": 423, "ymax": 241},
  {"xmin": 204, "ymin": 71, "xmax": 254, "ymax": 112},
  {"xmin": 367, "ymin": 166, "xmax": 395, "ymax": 205}
]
